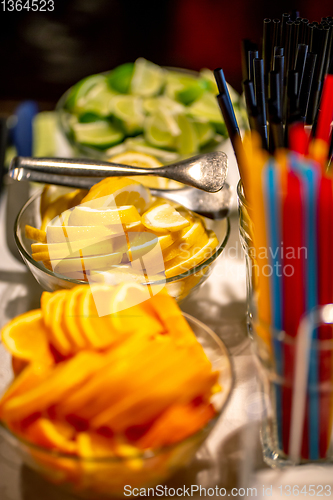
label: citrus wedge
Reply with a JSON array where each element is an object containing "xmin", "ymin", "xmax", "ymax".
[
  {"xmin": 46, "ymin": 224, "xmax": 115, "ymax": 244},
  {"xmin": 41, "ymin": 291, "xmax": 73, "ymax": 356},
  {"xmin": 81, "ymin": 175, "xmax": 152, "ymax": 214},
  {"xmin": 25, "ymin": 225, "xmax": 47, "ymax": 243},
  {"xmin": 164, "ymin": 232, "xmax": 219, "ymax": 278},
  {"xmin": 68, "ymin": 205, "xmax": 141, "ymax": 226},
  {"xmin": 162, "ymin": 220, "xmax": 206, "ymax": 262},
  {"xmin": 142, "ymin": 204, "xmax": 190, "ymax": 232},
  {"xmin": 26, "ymin": 418, "xmax": 77, "ymax": 454},
  {"xmin": 130, "ymin": 58, "xmax": 165, "ymax": 97},
  {"xmin": 1, "ymin": 309, "xmax": 52, "ymax": 364}
]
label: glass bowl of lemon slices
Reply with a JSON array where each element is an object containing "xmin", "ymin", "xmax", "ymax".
[
  {"xmin": 0, "ymin": 282, "xmax": 234, "ymax": 499},
  {"xmin": 14, "ymin": 176, "xmax": 230, "ymax": 302},
  {"xmin": 57, "ymin": 58, "xmax": 246, "ymax": 167}
]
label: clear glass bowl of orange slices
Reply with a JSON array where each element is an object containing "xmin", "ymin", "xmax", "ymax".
[
  {"xmin": 15, "ymin": 170, "xmax": 230, "ymax": 302},
  {"xmin": 0, "ymin": 283, "xmax": 233, "ymax": 498}
]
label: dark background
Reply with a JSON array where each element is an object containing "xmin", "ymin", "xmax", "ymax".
[{"xmin": 0, "ymin": 0, "xmax": 332, "ymax": 111}]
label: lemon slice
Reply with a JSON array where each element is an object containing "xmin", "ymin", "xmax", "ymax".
[
  {"xmin": 163, "ymin": 220, "xmax": 206, "ymax": 262},
  {"xmin": 130, "ymin": 58, "xmax": 165, "ymax": 97},
  {"xmin": 111, "ymin": 95, "xmax": 144, "ymax": 134},
  {"xmin": 25, "ymin": 225, "xmax": 47, "ymax": 243},
  {"xmin": 81, "ymin": 174, "xmax": 152, "ymax": 214},
  {"xmin": 142, "ymin": 204, "xmax": 190, "ymax": 232},
  {"xmin": 164, "ymin": 232, "xmax": 219, "ymax": 278},
  {"xmin": 72, "ymin": 121, "xmax": 124, "ymax": 149},
  {"xmin": 48, "ymin": 251, "xmax": 123, "ymax": 274},
  {"xmin": 46, "ymin": 225, "xmax": 116, "ymax": 244},
  {"xmin": 68, "ymin": 205, "xmax": 141, "ymax": 226},
  {"xmin": 109, "ymin": 282, "xmax": 151, "ymax": 314}
]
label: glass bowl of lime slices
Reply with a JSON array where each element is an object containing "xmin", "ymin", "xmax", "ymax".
[
  {"xmin": 57, "ymin": 58, "xmax": 246, "ymax": 165},
  {"xmin": 15, "ymin": 189, "xmax": 230, "ymax": 302}
]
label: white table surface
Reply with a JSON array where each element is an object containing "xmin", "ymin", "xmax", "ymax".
[{"xmin": 0, "ymin": 183, "xmax": 331, "ymax": 499}]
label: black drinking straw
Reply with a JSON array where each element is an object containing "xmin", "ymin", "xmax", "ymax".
[
  {"xmin": 273, "ymin": 54, "xmax": 285, "ymax": 104},
  {"xmin": 322, "ymin": 24, "xmax": 333, "ymax": 80},
  {"xmin": 274, "ymin": 46, "xmax": 284, "ymax": 56},
  {"xmin": 271, "ymin": 19, "xmax": 281, "ymax": 66},
  {"xmin": 306, "ymin": 23, "xmax": 315, "ymax": 49},
  {"xmin": 242, "ymin": 79, "xmax": 258, "ymax": 131},
  {"xmin": 284, "ymin": 20, "xmax": 294, "ymax": 75},
  {"xmin": 248, "ymin": 50, "xmax": 259, "ymax": 82},
  {"xmin": 300, "ymin": 19, "xmax": 309, "ymax": 44},
  {"xmin": 294, "ymin": 44, "xmax": 308, "ymax": 95},
  {"xmin": 281, "ymin": 13, "xmax": 291, "ymax": 48},
  {"xmin": 306, "ymin": 26, "xmax": 330, "ymax": 124},
  {"xmin": 263, "ymin": 19, "xmax": 272, "ymax": 82},
  {"xmin": 290, "ymin": 21, "xmax": 301, "ymax": 70},
  {"xmin": 241, "ymin": 39, "xmax": 258, "ymax": 81},
  {"xmin": 299, "ymin": 52, "xmax": 317, "ymax": 119},
  {"xmin": 253, "ymin": 58, "xmax": 268, "ymax": 149},
  {"xmin": 214, "ymin": 68, "xmax": 242, "ymax": 163},
  {"xmin": 268, "ymin": 70, "xmax": 282, "ymax": 152}
]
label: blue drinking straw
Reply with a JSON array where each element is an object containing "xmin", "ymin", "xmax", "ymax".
[
  {"xmin": 264, "ymin": 160, "xmax": 283, "ymax": 448},
  {"xmin": 290, "ymin": 156, "xmax": 319, "ymax": 459}
]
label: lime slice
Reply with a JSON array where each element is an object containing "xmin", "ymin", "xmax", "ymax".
[
  {"xmin": 76, "ymin": 80, "xmax": 118, "ymax": 117},
  {"xmin": 130, "ymin": 58, "xmax": 165, "ymax": 97},
  {"xmin": 65, "ymin": 74, "xmax": 106, "ymax": 111},
  {"xmin": 193, "ymin": 121, "xmax": 215, "ymax": 146},
  {"xmin": 165, "ymin": 71, "xmax": 199, "ymax": 100},
  {"xmin": 199, "ymin": 69, "xmax": 218, "ymax": 94},
  {"xmin": 111, "ymin": 94, "xmax": 144, "ymax": 135},
  {"xmin": 176, "ymin": 79, "xmax": 209, "ymax": 105},
  {"xmin": 122, "ymin": 137, "xmax": 180, "ymax": 163},
  {"xmin": 187, "ymin": 91, "xmax": 225, "ymax": 134},
  {"xmin": 72, "ymin": 121, "xmax": 124, "ymax": 149},
  {"xmin": 107, "ymin": 62, "xmax": 134, "ymax": 93},
  {"xmin": 143, "ymin": 96, "xmax": 184, "ymax": 115},
  {"xmin": 144, "ymin": 109, "xmax": 180, "ymax": 149},
  {"xmin": 176, "ymin": 115, "xmax": 199, "ymax": 155}
]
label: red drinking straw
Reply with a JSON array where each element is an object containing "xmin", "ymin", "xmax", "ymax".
[
  {"xmin": 317, "ymin": 176, "xmax": 333, "ymax": 458},
  {"xmin": 289, "ymin": 122, "xmax": 310, "ymax": 155},
  {"xmin": 315, "ymin": 75, "xmax": 333, "ymax": 145},
  {"xmin": 282, "ymin": 170, "xmax": 306, "ymax": 455}
]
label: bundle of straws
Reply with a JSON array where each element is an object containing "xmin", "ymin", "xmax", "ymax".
[{"xmin": 214, "ymin": 11, "xmax": 333, "ymax": 461}]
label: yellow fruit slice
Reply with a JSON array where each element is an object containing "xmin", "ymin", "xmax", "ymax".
[
  {"xmin": 142, "ymin": 204, "xmax": 190, "ymax": 232},
  {"xmin": 25, "ymin": 225, "xmax": 47, "ymax": 243},
  {"xmin": 32, "ymin": 237, "xmax": 116, "ymax": 261},
  {"xmin": 81, "ymin": 176, "xmax": 152, "ymax": 214},
  {"xmin": 41, "ymin": 291, "xmax": 73, "ymax": 356},
  {"xmin": 46, "ymin": 225, "xmax": 115, "ymax": 244},
  {"xmin": 1, "ymin": 351, "xmax": 104, "ymax": 421},
  {"xmin": 162, "ymin": 220, "xmax": 206, "ymax": 262},
  {"xmin": 26, "ymin": 418, "xmax": 77, "ymax": 454},
  {"xmin": 1, "ymin": 309, "xmax": 53, "ymax": 364},
  {"xmin": 68, "ymin": 205, "xmax": 141, "ymax": 226},
  {"xmin": 47, "ymin": 251, "xmax": 123, "ymax": 275},
  {"xmin": 164, "ymin": 232, "xmax": 219, "ymax": 278},
  {"xmin": 63, "ymin": 286, "xmax": 88, "ymax": 351},
  {"xmin": 77, "ymin": 432, "xmax": 116, "ymax": 458},
  {"xmin": 78, "ymin": 285, "xmax": 118, "ymax": 348},
  {"xmin": 40, "ymin": 186, "xmax": 86, "ymax": 219},
  {"xmin": 41, "ymin": 190, "xmax": 86, "ymax": 231},
  {"xmin": 108, "ymin": 151, "xmax": 168, "ymax": 189}
]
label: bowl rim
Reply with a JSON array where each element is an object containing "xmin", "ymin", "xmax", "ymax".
[
  {"xmin": 14, "ymin": 190, "xmax": 231, "ymax": 287},
  {"xmin": 0, "ymin": 312, "xmax": 234, "ymax": 462}
]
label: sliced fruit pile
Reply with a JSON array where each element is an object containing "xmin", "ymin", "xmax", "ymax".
[
  {"xmin": 0, "ymin": 283, "xmax": 220, "ymax": 458},
  {"xmin": 60, "ymin": 58, "xmax": 247, "ymax": 161},
  {"xmin": 26, "ymin": 175, "xmax": 219, "ymax": 283}
]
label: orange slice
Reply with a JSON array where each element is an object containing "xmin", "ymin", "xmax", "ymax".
[
  {"xmin": 26, "ymin": 418, "xmax": 77, "ymax": 454},
  {"xmin": 1, "ymin": 309, "xmax": 53, "ymax": 364},
  {"xmin": 41, "ymin": 291, "xmax": 73, "ymax": 356}
]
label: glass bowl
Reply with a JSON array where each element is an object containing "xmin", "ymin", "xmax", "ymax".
[
  {"xmin": 55, "ymin": 66, "xmax": 230, "ymax": 164},
  {"xmin": 0, "ymin": 313, "xmax": 234, "ymax": 499},
  {"xmin": 14, "ymin": 190, "xmax": 230, "ymax": 301}
]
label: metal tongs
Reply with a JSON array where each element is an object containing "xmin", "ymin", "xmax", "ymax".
[{"xmin": 9, "ymin": 152, "xmax": 232, "ymax": 219}]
